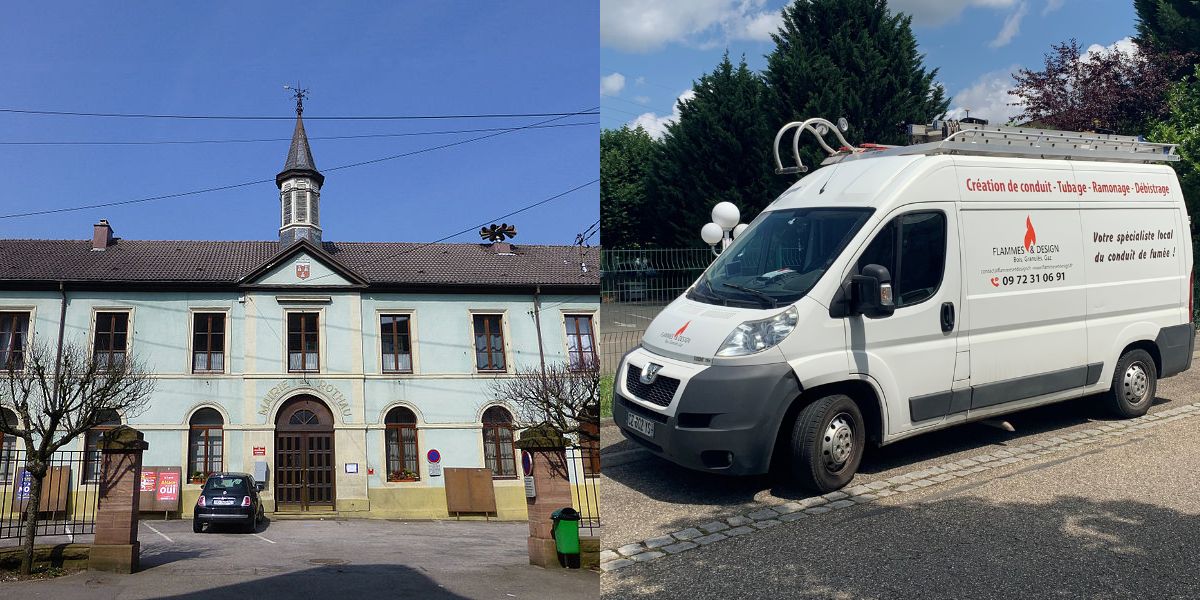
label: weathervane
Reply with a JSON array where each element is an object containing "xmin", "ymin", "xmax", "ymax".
[
  {"xmin": 283, "ymin": 82, "xmax": 309, "ymax": 116},
  {"xmin": 480, "ymin": 223, "xmax": 517, "ymax": 243}
]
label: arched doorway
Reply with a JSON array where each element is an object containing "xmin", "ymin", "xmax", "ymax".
[{"xmin": 274, "ymin": 395, "xmax": 335, "ymax": 511}]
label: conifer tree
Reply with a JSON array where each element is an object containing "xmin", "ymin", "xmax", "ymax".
[
  {"xmin": 1135, "ymin": 0, "xmax": 1200, "ymax": 58},
  {"xmin": 648, "ymin": 53, "xmax": 783, "ymax": 248},
  {"xmin": 764, "ymin": 0, "xmax": 949, "ymax": 175}
]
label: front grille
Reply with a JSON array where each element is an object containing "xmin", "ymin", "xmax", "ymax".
[{"xmin": 625, "ymin": 364, "xmax": 681, "ymax": 408}]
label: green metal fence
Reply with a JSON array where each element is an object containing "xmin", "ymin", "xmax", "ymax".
[
  {"xmin": 600, "ymin": 248, "xmax": 714, "ymax": 305},
  {"xmin": 600, "ymin": 248, "xmax": 714, "ymax": 375}
]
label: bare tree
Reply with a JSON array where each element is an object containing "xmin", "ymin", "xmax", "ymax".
[
  {"xmin": 0, "ymin": 339, "xmax": 154, "ymax": 577},
  {"xmin": 489, "ymin": 357, "xmax": 600, "ymax": 479},
  {"xmin": 489, "ymin": 358, "xmax": 600, "ymax": 444}
]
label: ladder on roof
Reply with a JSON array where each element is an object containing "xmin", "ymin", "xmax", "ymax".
[
  {"xmin": 773, "ymin": 118, "xmax": 1179, "ymax": 175},
  {"xmin": 905, "ymin": 121, "xmax": 1179, "ymax": 163}
]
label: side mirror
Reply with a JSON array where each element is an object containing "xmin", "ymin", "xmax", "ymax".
[
  {"xmin": 849, "ymin": 264, "xmax": 895, "ymax": 318},
  {"xmin": 255, "ymin": 481, "xmax": 266, "ymax": 491}
]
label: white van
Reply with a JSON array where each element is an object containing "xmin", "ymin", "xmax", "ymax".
[{"xmin": 614, "ymin": 118, "xmax": 1195, "ymax": 492}]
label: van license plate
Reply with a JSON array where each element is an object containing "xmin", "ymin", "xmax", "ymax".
[{"xmin": 627, "ymin": 412, "xmax": 655, "ymax": 438}]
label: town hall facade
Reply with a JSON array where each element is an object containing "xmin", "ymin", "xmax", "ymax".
[{"xmin": 0, "ymin": 102, "xmax": 599, "ymax": 519}]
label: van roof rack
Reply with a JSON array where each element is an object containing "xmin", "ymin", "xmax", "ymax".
[{"xmin": 774, "ymin": 118, "xmax": 1179, "ymax": 175}]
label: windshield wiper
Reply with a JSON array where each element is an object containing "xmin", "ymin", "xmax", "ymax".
[
  {"xmin": 689, "ymin": 279, "xmax": 728, "ymax": 306},
  {"xmin": 721, "ymin": 283, "xmax": 778, "ymax": 308}
]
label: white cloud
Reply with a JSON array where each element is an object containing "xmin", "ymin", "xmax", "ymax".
[
  {"xmin": 1042, "ymin": 0, "xmax": 1065, "ymax": 15},
  {"xmin": 989, "ymin": 1, "xmax": 1028, "ymax": 48},
  {"xmin": 601, "ymin": 0, "xmax": 782, "ymax": 53},
  {"xmin": 634, "ymin": 76, "xmax": 646, "ymax": 85},
  {"xmin": 633, "ymin": 95, "xmax": 651, "ymax": 104},
  {"xmin": 628, "ymin": 90, "xmax": 696, "ymax": 139},
  {"xmin": 601, "ymin": 72, "xmax": 627, "ymax": 96},
  {"xmin": 944, "ymin": 66, "xmax": 1024, "ymax": 125},
  {"xmin": 1084, "ymin": 36, "xmax": 1137, "ymax": 59},
  {"xmin": 888, "ymin": 0, "xmax": 1019, "ymax": 27}
]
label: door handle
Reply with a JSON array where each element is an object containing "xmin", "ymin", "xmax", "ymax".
[{"xmin": 940, "ymin": 302, "xmax": 955, "ymax": 332}]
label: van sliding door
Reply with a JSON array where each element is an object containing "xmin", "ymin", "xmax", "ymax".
[{"xmin": 959, "ymin": 205, "xmax": 1089, "ymax": 413}]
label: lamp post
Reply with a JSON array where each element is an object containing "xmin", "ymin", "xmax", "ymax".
[{"xmin": 702, "ymin": 201, "xmax": 746, "ymax": 256}]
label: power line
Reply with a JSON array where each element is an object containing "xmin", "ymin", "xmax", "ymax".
[
  {"xmin": 0, "ymin": 107, "xmax": 599, "ymax": 121},
  {"xmin": 0, "ymin": 121, "xmax": 598, "ymax": 146},
  {"xmin": 599, "ymin": 104, "xmax": 647, "ymax": 118},
  {"xmin": 0, "ymin": 107, "xmax": 599, "ymax": 220},
  {"xmin": 391, "ymin": 179, "xmax": 599, "ymax": 257},
  {"xmin": 600, "ymin": 93, "xmax": 665, "ymax": 113},
  {"xmin": 292, "ymin": 177, "xmax": 599, "ymax": 286}
]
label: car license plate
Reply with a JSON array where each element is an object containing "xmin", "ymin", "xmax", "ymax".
[
  {"xmin": 214, "ymin": 498, "xmax": 235, "ymax": 506},
  {"xmin": 627, "ymin": 412, "xmax": 655, "ymax": 438}
]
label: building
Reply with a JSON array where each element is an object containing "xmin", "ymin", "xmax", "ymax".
[{"xmin": 0, "ymin": 101, "xmax": 599, "ymax": 519}]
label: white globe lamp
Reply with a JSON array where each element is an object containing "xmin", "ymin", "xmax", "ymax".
[
  {"xmin": 732, "ymin": 223, "xmax": 749, "ymax": 239},
  {"xmin": 700, "ymin": 222, "xmax": 724, "ymax": 246},
  {"xmin": 711, "ymin": 202, "xmax": 740, "ymax": 230}
]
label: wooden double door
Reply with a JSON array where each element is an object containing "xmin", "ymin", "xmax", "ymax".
[{"xmin": 275, "ymin": 396, "xmax": 336, "ymax": 511}]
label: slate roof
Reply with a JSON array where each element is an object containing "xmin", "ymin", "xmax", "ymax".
[
  {"xmin": 0, "ymin": 239, "xmax": 599, "ymax": 289},
  {"xmin": 277, "ymin": 114, "xmax": 323, "ymax": 186}
]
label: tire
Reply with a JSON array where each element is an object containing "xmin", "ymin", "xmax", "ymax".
[
  {"xmin": 788, "ymin": 394, "xmax": 866, "ymax": 493},
  {"xmin": 193, "ymin": 519, "xmax": 203, "ymax": 534},
  {"xmin": 1106, "ymin": 349, "xmax": 1157, "ymax": 418}
]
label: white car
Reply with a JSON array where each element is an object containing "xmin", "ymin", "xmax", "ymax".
[{"xmin": 615, "ymin": 118, "xmax": 1194, "ymax": 492}]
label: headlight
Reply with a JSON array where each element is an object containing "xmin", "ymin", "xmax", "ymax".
[{"xmin": 716, "ymin": 306, "xmax": 799, "ymax": 357}]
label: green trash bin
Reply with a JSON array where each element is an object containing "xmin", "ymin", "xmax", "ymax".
[{"xmin": 551, "ymin": 507, "xmax": 581, "ymax": 568}]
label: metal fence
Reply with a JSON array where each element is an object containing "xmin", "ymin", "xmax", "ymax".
[
  {"xmin": 601, "ymin": 248, "xmax": 713, "ymax": 305},
  {"xmin": 566, "ymin": 445, "xmax": 600, "ymax": 537},
  {"xmin": 0, "ymin": 449, "xmax": 98, "ymax": 541},
  {"xmin": 600, "ymin": 248, "xmax": 714, "ymax": 376}
]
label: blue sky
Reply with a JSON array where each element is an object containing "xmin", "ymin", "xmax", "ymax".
[
  {"xmin": 601, "ymin": 0, "xmax": 1138, "ymax": 136},
  {"xmin": 0, "ymin": 2, "xmax": 598, "ymax": 245}
]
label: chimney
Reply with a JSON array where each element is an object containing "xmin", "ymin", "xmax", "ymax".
[
  {"xmin": 492, "ymin": 241, "xmax": 513, "ymax": 255},
  {"xmin": 92, "ymin": 219, "xmax": 114, "ymax": 251}
]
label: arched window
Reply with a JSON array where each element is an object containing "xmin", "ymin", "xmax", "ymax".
[
  {"xmin": 482, "ymin": 406, "xmax": 516, "ymax": 479},
  {"xmin": 83, "ymin": 409, "xmax": 121, "ymax": 484},
  {"xmin": 384, "ymin": 407, "xmax": 419, "ymax": 481},
  {"xmin": 188, "ymin": 408, "xmax": 224, "ymax": 479},
  {"xmin": 0, "ymin": 409, "xmax": 17, "ymax": 484}
]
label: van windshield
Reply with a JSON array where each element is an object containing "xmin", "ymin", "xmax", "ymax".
[{"xmin": 689, "ymin": 208, "xmax": 874, "ymax": 308}]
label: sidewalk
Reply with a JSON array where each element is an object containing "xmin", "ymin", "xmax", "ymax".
[{"xmin": 604, "ymin": 403, "xmax": 1200, "ymax": 599}]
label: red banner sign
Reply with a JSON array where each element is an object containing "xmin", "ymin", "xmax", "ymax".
[
  {"xmin": 157, "ymin": 471, "xmax": 180, "ymax": 502},
  {"xmin": 253, "ymin": 446, "xmax": 266, "ymax": 456}
]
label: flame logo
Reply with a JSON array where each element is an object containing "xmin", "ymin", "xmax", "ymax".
[
  {"xmin": 1023, "ymin": 216, "xmax": 1036, "ymax": 251},
  {"xmin": 674, "ymin": 321, "xmax": 692, "ymax": 338}
]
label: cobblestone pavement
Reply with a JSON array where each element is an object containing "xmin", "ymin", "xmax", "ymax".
[{"xmin": 601, "ymin": 364, "xmax": 1200, "ymax": 599}]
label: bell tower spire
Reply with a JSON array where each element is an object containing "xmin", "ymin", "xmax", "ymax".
[{"xmin": 277, "ymin": 83, "xmax": 325, "ymax": 246}]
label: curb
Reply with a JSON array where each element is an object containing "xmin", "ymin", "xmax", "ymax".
[{"xmin": 600, "ymin": 401, "xmax": 1200, "ymax": 573}]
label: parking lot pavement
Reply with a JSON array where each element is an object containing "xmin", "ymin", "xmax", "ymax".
[
  {"xmin": 3, "ymin": 519, "xmax": 596, "ymax": 599},
  {"xmin": 601, "ymin": 301, "xmax": 666, "ymax": 332},
  {"xmin": 604, "ymin": 400, "xmax": 1200, "ymax": 599},
  {"xmin": 601, "ymin": 363, "xmax": 1200, "ymax": 597}
]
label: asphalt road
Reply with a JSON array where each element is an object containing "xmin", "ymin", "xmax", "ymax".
[
  {"xmin": 2, "ymin": 519, "xmax": 596, "ymax": 599},
  {"xmin": 601, "ymin": 364, "xmax": 1200, "ymax": 599}
]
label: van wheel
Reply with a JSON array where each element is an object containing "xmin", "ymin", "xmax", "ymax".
[
  {"xmin": 1106, "ymin": 349, "xmax": 1157, "ymax": 418},
  {"xmin": 789, "ymin": 394, "xmax": 865, "ymax": 493}
]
